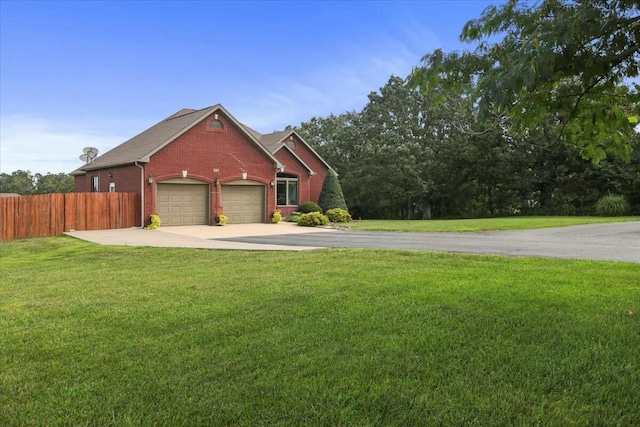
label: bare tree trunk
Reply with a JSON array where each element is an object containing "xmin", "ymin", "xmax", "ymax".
[{"xmin": 419, "ymin": 200, "xmax": 432, "ymax": 219}]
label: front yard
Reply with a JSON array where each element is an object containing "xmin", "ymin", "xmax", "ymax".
[{"xmin": 1, "ymin": 237, "xmax": 639, "ymax": 425}]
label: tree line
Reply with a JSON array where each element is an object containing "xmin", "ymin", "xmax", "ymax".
[
  {"xmin": 293, "ymin": 0, "xmax": 639, "ymax": 219},
  {"xmin": 0, "ymin": 170, "xmax": 74, "ymax": 195}
]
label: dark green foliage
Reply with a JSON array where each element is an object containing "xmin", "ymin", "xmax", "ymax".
[
  {"xmin": 596, "ymin": 194, "xmax": 629, "ymax": 216},
  {"xmin": 0, "ymin": 170, "xmax": 73, "ymax": 195},
  {"xmin": 318, "ymin": 169, "xmax": 348, "ymax": 212},
  {"xmin": 296, "ymin": 75, "xmax": 640, "ymax": 219},
  {"xmin": 299, "ymin": 201, "xmax": 323, "ymax": 214},
  {"xmin": 297, "ymin": 212, "xmax": 329, "ymax": 227},
  {"xmin": 285, "ymin": 214, "xmax": 300, "ymax": 223},
  {"xmin": 325, "ymin": 208, "xmax": 351, "ymax": 223},
  {"xmin": 410, "ymin": 0, "xmax": 640, "ymax": 163}
]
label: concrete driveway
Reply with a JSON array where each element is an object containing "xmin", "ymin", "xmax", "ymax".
[
  {"xmin": 66, "ymin": 221, "xmax": 640, "ymax": 263},
  {"xmin": 65, "ymin": 222, "xmax": 334, "ymax": 251}
]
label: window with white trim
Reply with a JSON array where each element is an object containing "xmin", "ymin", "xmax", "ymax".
[
  {"xmin": 91, "ymin": 176, "xmax": 99, "ymax": 192},
  {"xmin": 108, "ymin": 183, "xmax": 116, "ymax": 193},
  {"xmin": 276, "ymin": 173, "xmax": 298, "ymax": 206}
]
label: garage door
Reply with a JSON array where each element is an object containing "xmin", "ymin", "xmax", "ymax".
[
  {"xmin": 157, "ymin": 183, "xmax": 209, "ymax": 226},
  {"xmin": 221, "ymin": 185, "xmax": 265, "ymax": 223}
]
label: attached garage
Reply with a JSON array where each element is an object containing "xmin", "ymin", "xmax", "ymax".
[
  {"xmin": 157, "ymin": 182, "xmax": 209, "ymax": 226},
  {"xmin": 221, "ymin": 183, "xmax": 265, "ymax": 223}
]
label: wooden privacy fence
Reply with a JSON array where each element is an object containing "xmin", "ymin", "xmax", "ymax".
[{"xmin": 1, "ymin": 193, "xmax": 141, "ymax": 241}]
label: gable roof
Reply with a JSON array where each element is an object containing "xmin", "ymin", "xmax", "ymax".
[
  {"xmin": 260, "ymin": 130, "xmax": 333, "ymax": 172},
  {"xmin": 71, "ymin": 105, "xmax": 285, "ymax": 175}
]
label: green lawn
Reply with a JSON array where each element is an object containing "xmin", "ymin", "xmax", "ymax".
[
  {"xmin": 1, "ymin": 237, "xmax": 639, "ymax": 426},
  {"xmin": 349, "ymin": 216, "xmax": 640, "ymax": 232}
]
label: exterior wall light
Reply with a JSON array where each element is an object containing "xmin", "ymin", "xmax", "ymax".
[
  {"xmin": 182, "ymin": 170, "xmax": 188, "ymax": 178},
  {"xmin": 148, "ymin": 176, "xmax": 153, "ymax": 185}
]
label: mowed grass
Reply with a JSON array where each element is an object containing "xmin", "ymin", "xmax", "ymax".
[
  {"xmin": 350, "ymin": 216, "xmax": 640, "ymax": 232},
  {"xmin": 1, "ymin": 237, "xmax": 639, "ymax": 426}
]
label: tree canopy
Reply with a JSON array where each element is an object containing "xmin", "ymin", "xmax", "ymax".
[
  {"xmin": 295, "ymin": 75, "xmax": 640, "ymax": 219},
  {"xmin": 410, "ymin": 0, "xmax": 640, "ymax": 163},
  {"xmin": 0, "ymin": 170, "xmax": 74, "ymax": 195}
]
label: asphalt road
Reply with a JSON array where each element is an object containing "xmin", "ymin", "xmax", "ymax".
[{"xmin": 216, "ymin": 221, "xmax": 640, "ymax": 263}]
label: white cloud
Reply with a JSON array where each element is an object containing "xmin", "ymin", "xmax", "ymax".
[{"xmin": 0, "ymin": 114, "xmax": 127, "ymax": 174}]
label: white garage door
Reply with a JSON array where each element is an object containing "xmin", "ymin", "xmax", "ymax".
[
  {"xmin": 157, "ymin": 183, "xmax": 209, "ymax": 226},
  {"xmin": 221, "ymin": 185, "xmax": 265, "ymax": 223}
]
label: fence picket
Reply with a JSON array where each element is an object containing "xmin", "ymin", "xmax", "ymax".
[{"xmin": 1, "ymin": 193, "xmax": 140, "ymax": 240}]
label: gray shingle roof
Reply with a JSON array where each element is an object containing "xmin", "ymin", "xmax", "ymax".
[
  {"xmin": 71, "ymin": 107, "xmax": 217, "ymax": 174},
  {"xmin": 70, "ymin": 104, "xmax": 330, "ymax": 175}
]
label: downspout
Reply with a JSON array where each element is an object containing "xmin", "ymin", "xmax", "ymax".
[{"xmin": 135, "ymin": 161, "xmax": 145, "ymax": 227}]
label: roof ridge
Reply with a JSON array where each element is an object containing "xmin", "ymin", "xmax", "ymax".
[{"xmin": 164, "ymin": 107, "xmax": 209, "ymax": 121}]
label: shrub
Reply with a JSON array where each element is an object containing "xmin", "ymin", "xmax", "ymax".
[
  {"xmin": 318, "ymin": 169, "xmax": 348, "ymax": 212},
  {"xmin": 297, "ymin": 212, "xmax": 329, "ymax": 227},
  {"xmin": 216, "ymin": 215, "xmax": 228, "ymax": 226},
  {"xmin": 596, "ymin": 194, "xmax": 629, "ymax": 216},
  {"xmin": 286, "ymin": 214, "xmax": 301, "ymax": 223},
  {"xmin": 299, "ymin": 201, "xmax": 323, "ymax": 214},
  {"xmin": 326, "ymin": 208, "xmax": 352, "ymax": 223},
  {"xmin": 272, "ymin": 211, "xmax": 282, "ymax": 223},
  {"xmin": 146, "ymin": 214, "xmax": 161, "ymax": 229}
]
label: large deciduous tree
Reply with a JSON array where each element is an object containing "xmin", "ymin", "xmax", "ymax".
[
  {"xmin": 411, "ymin": 0, "xmax": 640, "ymax": 163},
  {"xmin": 0, "ymin": 170, "xmax": 74, "ymax": 195},
  {"xmin": 34, "ymin": 172, "xmax": 74, "ymax": 194},
  {"xmin": 0, "ymin": 170, "xmax": 36, "ymax": 195}
]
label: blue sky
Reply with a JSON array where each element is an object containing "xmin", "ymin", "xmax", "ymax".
[{"xmin": 1, "ymin": 0, "xmax": 496, "ymax": 174}]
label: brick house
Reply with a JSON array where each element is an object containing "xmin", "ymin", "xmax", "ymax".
[{"xmin": 71, "ymin": 105, "xmax": 331, "ymax": 226}]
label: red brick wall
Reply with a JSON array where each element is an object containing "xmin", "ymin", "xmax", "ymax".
[
  {"xmin": 73, "ymin": 164, "xmax": 141, "ymax": 194},
  {"xmin": 275, "ymin": 134, "xmax": 329, "ymax": 203},
  {"xmin": 146, "ymin": 111, "xmax": 279, "ymax": 224}
]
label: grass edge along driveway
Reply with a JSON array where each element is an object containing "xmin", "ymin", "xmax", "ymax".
[
  {"xmin": 349, "ymin": 215, "xmax": 639, "ymax": 232},
  {"xmin": 2, "ymin": 236, "xmax": 639, "ymax": 426}
]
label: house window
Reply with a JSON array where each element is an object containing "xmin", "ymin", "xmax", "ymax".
[
  {"xmin": 209, "ymin": 119, "xmax": 224, "ymax": 130},
  {"xmin": 108, "ymin": 183, "xmax": 116, "ymax": 193},
  {"xmin": 91, "ymin": 176, "xmax": 99, "ymax": 192},
  {"xmin": 276, "ymin": 173, "xmax": 298, "ymax": 206}
]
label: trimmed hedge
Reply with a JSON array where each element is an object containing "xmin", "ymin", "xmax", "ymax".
[
  {"xmin": 326, "ymin": 208, "xmax": 351, "ymax": 223},
  {"xmin": 297, "ymin": 212, "xmax": 329, "ymax": 227},
  {"xmin": 299, "ymin": 201, "xmax": 323, "ymax": 214}
]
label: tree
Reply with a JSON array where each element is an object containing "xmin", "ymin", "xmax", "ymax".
[
  {"xmin": 0, "ymin": 170, "xmax": 36, "ymax": 195},
  {"xmin": 0, "ymin": 170, "xmax": 74, "ymax": 195},
  {"xmin": 411, "ymin": 0, "xmax": 640, "ymax": 163},
  {"xmin": 317, "ymin": 169, "xmax": 348, "ymax": 212},
  {"xmin": 34, "ymin": 172, "xmax": 74, "ymax": 194}
]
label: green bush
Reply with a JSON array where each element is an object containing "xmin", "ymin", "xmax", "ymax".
[
  {"xmin": 299, "ymin": 201, "xmax": 323, "ymax": 214},
  {"xmin": 272, "ymin": 211, "xmax": 282, "ymax": 223},
  {"xmin": 596, "ymin": 194, "xmax": 629, "ymax": 216},
  {"xmin": 146, "ymin": 214, "xmax": 161, "ymax": 229},
  {"xmin": 286, "ymin": 214, "xmax": 301, "ymax": 223},
  {"xmin": 318, "ymin": 169, "xmax": 348, "ymax": 212},
  {"xmin": 297, "ymin": 212, "xmax": 329, "ymax": 227},
  {"xmin": 326, "ymin": 208, "xmax": 352, "ymax": 223}
]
